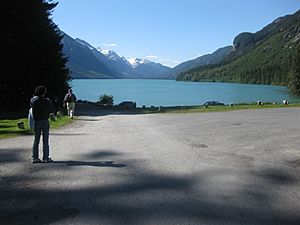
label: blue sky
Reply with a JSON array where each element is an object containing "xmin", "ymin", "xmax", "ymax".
[{"xmin": 52, "ymin": 0, "xmax": 300, "ymax": 68}]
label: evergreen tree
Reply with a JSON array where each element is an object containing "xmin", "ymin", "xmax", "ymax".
[
  {"xmin": 0, "ymin": 0, "xmax": 70, "ymax": 109},
  {"xmin": 288, "ymin": 47, "xmax": 300, "ymax": 96}
]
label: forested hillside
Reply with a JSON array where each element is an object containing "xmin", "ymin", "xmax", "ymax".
[
  {"xmin": 164, "ymin": 46, "xmax": 232, "ymax": 79},
  {"xmin": 177, "ymin": 10, "xmax": 300, "ymax": 95}
]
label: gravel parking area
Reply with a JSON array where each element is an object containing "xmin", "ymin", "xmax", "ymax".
[{"xmin": 0, "ymin": 108, "xmax": 299, "ymax": 225}]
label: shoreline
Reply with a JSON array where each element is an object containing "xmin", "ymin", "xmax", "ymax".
[{"xmin": 75, "ymin": 101, "xmax": 300, "ymax": 116}]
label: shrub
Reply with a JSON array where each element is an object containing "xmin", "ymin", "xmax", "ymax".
[{"xmin": 99, "ymin": 94, "xmax": 114, "ymax": 106}]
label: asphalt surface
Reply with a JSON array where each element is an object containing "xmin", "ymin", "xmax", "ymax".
[{"xmin": 0, "ymin": 108, "xmax": 300, "ymax": 225}]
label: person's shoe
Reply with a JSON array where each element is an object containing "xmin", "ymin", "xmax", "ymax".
[
  {"xmin": 32, "ymin": 158, "xmax": 42, "ymax": 163},
  {"xmin": 43, "ymin": 158, "xmax": 53, "ymax": 163}
]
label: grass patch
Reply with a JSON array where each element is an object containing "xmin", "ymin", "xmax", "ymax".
[
  {"xmin": 137, "ymin": 103, "xmax": 300, "ymax": 114},
  {"xmin": 49, "ymin": 116, "xmax": 72, "ymax": 129},
  {"xmin": 0, "ymin": 116, "xmax": 72, "ymax": 139}
]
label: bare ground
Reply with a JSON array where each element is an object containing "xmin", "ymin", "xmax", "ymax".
[{"xmin": 0, "ymin": 107, "xmax": 300, "ymax": 225}]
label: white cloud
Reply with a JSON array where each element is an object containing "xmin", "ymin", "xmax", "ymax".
[
  {"xmin": 146, "ymin": 55, "xmax": 162, "ymax": 60},
  {"xmin": 146, "ymin": 55, "xmax": 181, "ymax": 67},
  {"xmin": 172, "ymin": 60, "xmax": 181, "ymax": 64},
  {"xmin": 101, "ymin": 43, "xmax": 118, "ymax": 47}
]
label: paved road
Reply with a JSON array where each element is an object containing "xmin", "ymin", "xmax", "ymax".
[{"xmin": 1, "ymin": 108, "xmax": 300, "ymax": 225}]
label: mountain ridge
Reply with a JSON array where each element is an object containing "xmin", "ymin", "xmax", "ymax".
[
  {"xmin": 61, "ymin": 33, "xmax": 116, "ymax": 79},
  {"xmin": 61, "ymin": 33, "xmax": 171, "ymax": 79},
  {"xmin": 177, "ymin": 9, "xmax": 300, "ymax": 94},
  {"xmin": 164, "ymin": 46, "xmax": 233, "ymax": 79}
]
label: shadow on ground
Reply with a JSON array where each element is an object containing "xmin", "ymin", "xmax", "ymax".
[
  {"xmin": 53, "ymin": 160, "xmax": 127, "ymax": 168},
  {"xmin": 75, "ymin": 103, "xmax": 153, "ymax": 117},
  {"xmin": 0, "ymin": 148, "xmax": 25, "ymax": 163},
  {"xmin": 0, "ymin": 148, "xmax": 299, "ymax": 225}
]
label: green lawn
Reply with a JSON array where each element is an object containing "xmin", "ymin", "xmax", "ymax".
[
  {"xmin": 0, "ymin": 116, "xmax": 72, "ymax": 139},
  {"xmin": 138, "ymin": 103, "xmax": 300, "ymax": 114}
]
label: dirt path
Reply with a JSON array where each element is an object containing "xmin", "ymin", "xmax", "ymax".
[{"xmin": 0, "ymin": 108, "xmax": 300, "ymax": 225}]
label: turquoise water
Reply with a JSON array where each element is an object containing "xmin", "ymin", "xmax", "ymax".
[{"xmin": 71, "ymin": 79, "xmax": 300, "ymax": 106}]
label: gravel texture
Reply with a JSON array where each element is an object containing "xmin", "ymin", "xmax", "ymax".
[{"xmin": 0, "ymin": 108, "xmax": 300, "ymax": 225}]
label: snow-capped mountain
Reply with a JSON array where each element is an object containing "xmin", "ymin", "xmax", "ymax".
[
  {"xmin": 75, "ymin": 38, "xmax": 95, "ymax": 50},
  {"xmin": 128, "ymin": 58, "xmax": 151, "ymax": 68},
  {"xmin": 100, "ymin": 49, "xmax": 124, "ymax": 61},
  {"xmin": 61, "ymin": 33, "xmax": 116, "ymax": 79},
  {"xmin": 61, "ymin": 32, "xmax": 171, "ymax": 79},
  {"xmin": 96, "ymin": 48, "xmax": 136, "ymax": 77},
  {"xmin": 127, "ymin": 57, "xmax": 171, "ymax": 78}
]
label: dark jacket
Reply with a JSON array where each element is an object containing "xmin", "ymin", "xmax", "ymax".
[{"xmin": 30, "ymin": 96, "xmax": 54, "ymax": 121}]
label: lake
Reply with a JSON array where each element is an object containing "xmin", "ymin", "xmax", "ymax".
[{"xmin": 71, "ymin": 79, "xmax": 300, "ymax": 106}]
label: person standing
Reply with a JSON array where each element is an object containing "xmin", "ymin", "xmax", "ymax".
[
  {"xmin": 31, "ymin": 85, "xmax": 54, "ymax": 163},
  {"xmin": 63, "ymin": 89, "xmax": 77, "ymax": 119}
]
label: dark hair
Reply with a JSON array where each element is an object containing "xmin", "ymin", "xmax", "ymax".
[{"xmin": 34, "ymin": 85, "xmax": 47, "ymax": 96}]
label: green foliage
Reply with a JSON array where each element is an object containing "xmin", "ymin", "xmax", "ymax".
[
  {"xmin": 0, "ymin": 0, "xmax": 70, "ymax": 109},
  {"xmin": 138, "ymin": 103, "xmax": 300, "ymax": 114},
  {"xmin": 0, "ymin": 116, "xmax": 72, "ymax": 139},
  {"xmin": 288, "ymin": 47, "xmax": 300, "ymax": 95},
  {"xmin": 99, "ymin": 94, "xmax": 114, "ymax": 106},
  {"xmin": 177, "ymin": 10, "xmax": 300, "ymax": 94}
]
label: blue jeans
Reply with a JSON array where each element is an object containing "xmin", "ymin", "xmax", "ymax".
[{"xmin": 32, "ymin": 120, "xmax": 50, "ymax": 160}]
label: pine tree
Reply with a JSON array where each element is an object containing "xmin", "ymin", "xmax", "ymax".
[
  {"xmin": 0, "ymin": 0, "xmax": 70, "ymax": 109},
  {"xmin": 288, "ymin": 47, "xmax": 300, "ymax": 96}
]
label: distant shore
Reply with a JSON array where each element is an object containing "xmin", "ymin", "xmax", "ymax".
[{"xmin": 75, "ymin": 101, "xmax": 300, "ymax": 116}]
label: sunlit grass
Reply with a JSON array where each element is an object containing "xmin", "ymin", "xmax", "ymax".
[
  {"xmin": 0, "ymin": 116, "xmax": 72, "ymax": 139},
  {"xmin": 138, "ymin": 103, "xmax": 300, "ymax": 114}
]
